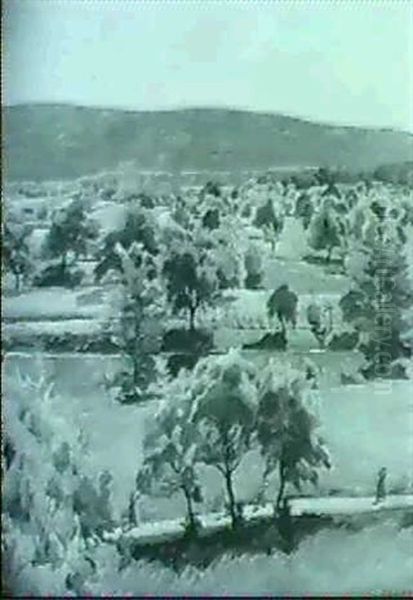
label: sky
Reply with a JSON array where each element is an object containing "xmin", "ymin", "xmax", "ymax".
[{"xmin": 3, "ymin": 0, "xmax": 413, "ymax": 132}]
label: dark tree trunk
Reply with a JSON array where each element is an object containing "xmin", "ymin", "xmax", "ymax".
[
  {"xmin": 279, "ymin": 316, "xmax": 286, "ymax": 338},
  {"xmin": 189, "ymin": 305, "xmax": 196, "ymax": 332},
  {"xmin": 276, "ymin": 461, "xmax": 287, "ymax": 511},
  {"xmin": 182, "ymin": 486, "xmax": 196, "ymax": 530},
  {"xmin": 14, "ymin": 272, "xmax": 20, "ymax": 293},
  {"xmin": 61, "ymin": 252, "xmax": 67, "ymax": 276},
  {"xmin": 132, "ymin": 354, "xmax": 139, "ymax": 386},
  {"xmin": 224, "ymin": 469, "xmax": 238, "ymax": 528},
  {"xmin": 277, "ymin": 498, "xmax": 294, "ymax": 552},
  {"xmin": 326, "ymin": 245, "xmax": 333, "ymax": 264}
]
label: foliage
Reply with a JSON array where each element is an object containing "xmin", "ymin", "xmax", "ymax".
[
  {"xmin": 2, "ymin": 222, "xmax": 33, "ymax": 292},
  {"xmin": 136, "ymin": 371, "xmax": 204, "ymax": 532},
  {"xmin": 44, "ymin": 199, "xmax": 99, "ymax": 270},
  {"xmin": 255, "ymin": 360, "xmax": 331, "ymax": 509},
  {"xmin": 201, "ymin": 181, "xmax": 222, "ymax": 198},
  {"xmin": 340, "ymin": 212, "xmax": 413, "ymax": 379},
  {"xmin": 162, "ymin": 328, "xmax": 213, "ymax": 354},
  {"xmin": 3, "ymin": 363, "xmax": 114, "ymax": 596},
  {"xmin": 94, "ymin": 206, "xmax": 158, "ymax": 281},
  {"xmin": 202, "ymin": 208, "xmax": 220, "ymax": 231},
  {"xmin": 244, "ymin": 244, "xmax": 264, "ymax": 290},
  {"xmin": 267, "ymin": 285, "xmax": 298, "ymax": 337},
  {"xmin": 307, "ymin": 208, "xmax": 342, "ymax": 263},
  {"xmin": 107, "ymin": 242, "xmax": 166, "ymax": 403},
  {"xmin": 306, "ymin": 301, "xmax": 334, "ymax": 349},
  {"xmin": 192, "ymin": 350, "xmax": 258, "ymax": 528},
  {"xmin": 163, "ymin": 246, "xmax": 220, "ymax": 331},
  {"xmin": 295, "ymin": 193, "xmax": 314, "ymax": 230},
  {"xmin": 33, "ymin": 263, "xmax": 84, "ymax": 288},
  {"xmin": 253, "ymin": 199, "xmax": 284, "ymax": 246}
]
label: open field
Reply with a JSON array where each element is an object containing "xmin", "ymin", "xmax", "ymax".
[
  {"xmin": 3, "ymin": 174, "xmax": 413, "ymax": 597},
  {"xmin": 4, "ymin": 354, "xmax": 413, "ymax": 523}
]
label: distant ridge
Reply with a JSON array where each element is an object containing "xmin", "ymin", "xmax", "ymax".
[{"xmin": 3, "ymin": 104, "xmax": 413, "ymax": 181}]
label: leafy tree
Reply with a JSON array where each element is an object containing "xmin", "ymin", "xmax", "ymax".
[
  {"xmin": 306, "ymin": 301, "xmax": 334, "ymax": 349},
  {"xmin": 295, "ymin": 193, "xmax": 314, "ymax": 230},
  {"xmin": 314, "ymin": 167, "xmax": 339, "ymax": 192},
  {"xmin": 44, "ymin": 200, "xmax": 99, "ymax": 277},
  {"xmin": 215, "ymin": 246, "xmax": 245, "ymax": 289},
  {"xmin": 253, "ymin": 199, "xmax": 284, "ymax": 253},
  {"xmin": 2, "ymin": 223, "xmax": 33, "ymax": 292},
  {"xmin": 202, "ymin": 208, "xmax": 220, "ymax": 231},
  {"xmin": 3, "ymin": 364, "xmax": 110, "ymax": 596},
  {"xmin": 267, "ymin": 285, "xmax": 298, "ymax": 338},
  {"xmin": 192, "ymin": 351, "xmax": 257, "ymax": 528},
  {"xmin": 108, "ymin": 242, "xmax": 165, "ymax": 403},
  {"xmin": 163, "ymin": 247, "xmax": 219, "ymax": 331},
  {"xmin": 210, "ymin": 214, "xmax": 246, "ymax": 289},
  {"xmin": 94, "ymin": 207, "xmax": 158, "ymax": 282},
  {"xmin": 307, "ymin": 208, "xmax": 342, "ymax": 263},
  {"xmin": 201, "ymin": 180, "xmax": 221, "ymax": 198},
  {"xmin": 244, "ymin": 244, "xmax": 264, "ymax": 289},
  {"xmin": 136, "ymin": 373, "xmax": 203, "ymax": 534},
  {"xmin": 255, "ymin": 360, "xmax": 331, "ymax": 510},
  {"xmin": 340, "ymin": 215, "xmax": 413, "ymax": 379}
]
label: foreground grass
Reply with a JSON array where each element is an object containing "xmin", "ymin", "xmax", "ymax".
[{"xmin": 9, "ymin": 520, "xmax": 410, "ymax": 596}]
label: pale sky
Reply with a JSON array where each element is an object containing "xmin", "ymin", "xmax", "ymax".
[{"xmin": 3, "ymin": 0, "xmax": 413, "ymax": 132}]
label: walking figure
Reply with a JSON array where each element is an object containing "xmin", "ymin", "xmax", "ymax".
[{"xmin": 374, "ymin": 467, "xmax": 387, "ymax": 504}]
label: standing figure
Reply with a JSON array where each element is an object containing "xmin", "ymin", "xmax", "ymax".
[{"xmin": 374, "ymin": 467, "xmax": 387, "ymax": 504}]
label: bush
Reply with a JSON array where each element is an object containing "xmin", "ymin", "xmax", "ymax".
[
  {"xmin": 245, "ymin": 272, "xmax": 262, "ymax": 290},
  {"xmin": 243, "ymin": 331, "xmax": 287, "ymax": 351},
  {"xmin": 166, "ymin": 353, "xmax": 201, "ymax": 377},
  {"xmin": 33, "ymin": 263, "xmax": 84, "ymax": 288},
  {"xmin": 328, "ymin": 331, "xmax": 359, "ymax": 351},
  {"xmin": 162, "ymin": 328, "xmax": 214, "ymax": 354}
]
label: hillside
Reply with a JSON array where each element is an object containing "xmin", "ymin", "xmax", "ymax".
[{"xmin": 3, "ymin": 104, "xmax": 413, "ymax": 181}]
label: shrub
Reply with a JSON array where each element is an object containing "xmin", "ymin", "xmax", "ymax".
[
  {"xmin": 33, "ymin": 263, "xmax": 84, "ymax": 288},
  {"xmin": 162, "ymin": 328, "xmax": 213, "ymax": 354}
]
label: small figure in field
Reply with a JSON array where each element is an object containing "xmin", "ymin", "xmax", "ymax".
[{"xmin": 374, "ymin": 467, "xmax": 387, "ymax": 504}]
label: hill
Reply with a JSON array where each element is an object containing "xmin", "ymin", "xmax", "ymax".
[{"xmin": 3, "ymin": 104, "xmax": 413, "ymax": 181}]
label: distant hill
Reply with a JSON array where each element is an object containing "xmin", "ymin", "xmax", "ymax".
[
  {"xmin": 373, "ymin": 161, "xmax": 413, "ymax": 186},
  {"xmin": 3, "ymin": 104, "xmax": 413, "ymax": 181}
]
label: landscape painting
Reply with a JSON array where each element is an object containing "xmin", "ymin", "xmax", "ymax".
[{"xmin": 2, "ymin": 0, "xmax": 413, "ymax": 597}]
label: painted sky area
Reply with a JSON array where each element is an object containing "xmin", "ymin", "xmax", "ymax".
[{"xmin": 3, "ymin": 0, "xmax": 413, "ymax": 132}]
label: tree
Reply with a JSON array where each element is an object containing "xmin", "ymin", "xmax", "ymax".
[
  {"xmin": 210, "ymin": 214, "xmax": 246, "ymax": 290},
  {"xmin": 306, "ymin": 301, "xmax": 334, "ymax": 349},
  {"xmin": 3, "ymin": 363, "xmax": 110, "ymax": 596},
  {"xmin": 340, "ymin": 213, "xmax": 413, "ymax": 379},
  {"xmin": 201, "ymin": 180, "xmax": 221, "ymax": 198},
  {"xmin": 244, "ymin": 243, "xmax": 264, "ymax": 289},
  {"xmin": 202, "ymin": 208, "xmax": 220, "ymax": 231},
  {"xmin": 314, "ymin": 167, "xmax": 340, "ymax": 197},
  {"xmin": 253, "ymin": 199, "xmax": 284, "ymax": 254},
  {"xmin": 295, "ymin": 193, "xmax": 314, "ymax": 230},
  {"xmin": 44, "ymin": 199, "xmax": 99, "ymax": 278},
  {"xmin": 307, "ymin": 207, "xmax": 342, "ymax": 263},
  {"xmin": 107, "ymin": 242, "xmax": 165, "ymax": 403},
  {"xmin": 163, "ymin": 247, "xmax": 219, "ymax": 331},
  {"xmin": 136, "ymin": 372, "xmax": 203, "ymax": 534},
  {"xmin": 192, "ymin": 351, "xmax": 257, "ymax": 528},
  {"xmin": 94, "ymin": 207, "xmax": 157, "ymax": 282},
  {"xmin": 2, "ymin": 223, "xmax": 33, "ymax": 292},
  {"xmin": 267, "ymin": 285, "xmax": 298, "ymax": 339},
  {"xmin": 255, "ymin": 360, "xmax": 331, "ymax": 510}
]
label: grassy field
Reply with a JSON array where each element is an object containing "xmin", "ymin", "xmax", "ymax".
[{"xmin": 4, "ymin": 354, "xmax": 412, "ymax": 524}]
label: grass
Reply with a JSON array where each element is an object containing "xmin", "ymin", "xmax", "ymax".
[
  {"xmin": 2, "ymin": 286, "xmax": 107, "ymax": 321},
  {"xmin": 4, "ymin": 355, "xmax": 413, "ymax": 523},
  {"xmin": 94, "ymin": 520, "xmax": 413, "ymax": 596}
]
